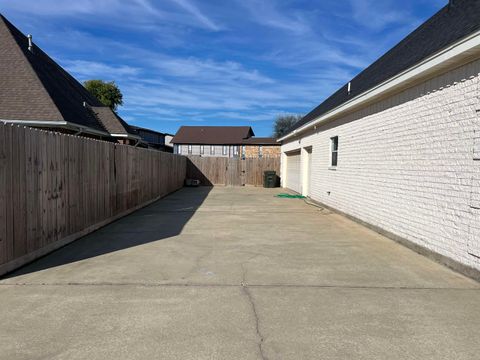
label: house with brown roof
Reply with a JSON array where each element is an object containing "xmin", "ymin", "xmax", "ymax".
[
  {"xmin": 0, "ymin": 14, "xmax": 139, "ymax": 144},
  {"xmin": 171, "ymin": 126, "xmax": 280, "ymax": 158}
]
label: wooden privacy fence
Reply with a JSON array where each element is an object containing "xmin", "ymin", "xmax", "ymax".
[
  {"xmin": 186, "ymin": 156, "xmax": 281, "ymax": 186},
  {"xmin": 0, "ymin": 124, "xmax": 186, "ymax": 275}
]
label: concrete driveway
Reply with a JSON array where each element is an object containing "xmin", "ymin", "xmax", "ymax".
[{"xmin": 1, "ymin": 187, "xmax": 479, "ymax": 360}]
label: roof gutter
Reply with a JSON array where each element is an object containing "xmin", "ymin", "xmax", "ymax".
[
  {"xmin": 278, "ymin": 29, "xmax": 480, "ymax": 142},
  {"xmin": 0, "ymin": 119, "xmax": 111, "ymax": 138},
  {"xmin": 110, "ymin": 133, "xmax": 142, "ymax": 141}
]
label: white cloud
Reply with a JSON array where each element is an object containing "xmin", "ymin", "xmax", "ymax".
[
  {"xmin": 61, "ymin": 60, "xmax": 141, "ymax": 80},
  {"xmin": 348, "ymin": 0, "xmax": 417, "ymax": 31},
  {"xmin": 168, "ymin": 0, "xmax": 221, "ymax": 31},
  {"xmin": 238, "ymin": 0, "xmax": 311, "ymax": 35}
]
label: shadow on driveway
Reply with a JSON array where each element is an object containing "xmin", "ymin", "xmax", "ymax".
[{"xmin": 2, "ymin": 186, "xmax": 212, "ymax": 279}]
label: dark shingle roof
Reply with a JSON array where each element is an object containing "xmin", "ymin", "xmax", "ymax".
[
  {"xmin": 172, "ymin": 126, "xmax": 255, "ymax": 145},
  {"xmin": 91, "ymin": 106, "xmax": 134, "ymax": 136},
  {"xmin": 288, "ymin": 0, "xmax": 480, "ymax": 134},
  {"xmin": 130, "ymin": 125, "xmax": 166, "ymax": 136},
  {"xmin": 0, "ymin": 14, "xmax": 134, "ymax": 137},
  {"xmin": 242, "ymin": 137, "xmax": 279, "ymax": 145}
]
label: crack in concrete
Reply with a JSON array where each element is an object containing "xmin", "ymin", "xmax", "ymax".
[{"xmin": 241, "ymin": 284, "xmax": 268, "ymax": 360}]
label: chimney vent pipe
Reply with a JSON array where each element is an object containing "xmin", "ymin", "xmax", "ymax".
[{"xmin": 27, "ymin": 34, "xmax": 33, "ymax": 52}]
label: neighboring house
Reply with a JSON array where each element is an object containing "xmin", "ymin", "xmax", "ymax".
[
  {"xmin": 0, "ymin": 14, "xmax": 140, "ymax": 144},
  {"xmin": 164, "ymin": 134, "xmax": 174, "ymax": 152},
  {"xmin": 131, "ymin": 126, "xmax": 173, "ymax": 152},
  {"xmin": 242, "ymin": 137, "xmax": 281, "ymax": 158},
  {"xmin": 171, "ymin": 126, "xmax": 280, "ymax": 158},
  {"xmin": 279, "ymin": 0, "xmax": 480, "ymax": 275}
]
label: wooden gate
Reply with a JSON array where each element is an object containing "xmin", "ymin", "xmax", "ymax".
[{"xmin": 186, "ymin": 156, "xmax": 280, "ymax": 186}]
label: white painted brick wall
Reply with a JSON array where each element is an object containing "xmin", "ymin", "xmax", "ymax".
[{"xmin": 282, "ymin": 59, "xmax": 480, "ymax": 271}]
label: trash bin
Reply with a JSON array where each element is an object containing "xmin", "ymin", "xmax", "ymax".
[{"xmin": 263, "ymin": 170, "xmax": 277, "ymax": 188}]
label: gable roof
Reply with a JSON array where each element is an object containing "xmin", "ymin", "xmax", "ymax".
[
  {"xmin": 0, "ymin": 14, "xmax": 136, "ymax": 138},
  {"xmin": 287, "ymin": 0, "xmax": 480, "ymax": 136},
  {"xmin": 172, "ymin": 126, "xmax": 255, "ymax": 145}
]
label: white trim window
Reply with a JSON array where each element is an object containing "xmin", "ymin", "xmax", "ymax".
[
  {"xmin": 242, "ymin": 145, "xmax": 246, "ymax": 159},
  {"xmin": 222, "ymin": 145, "xmax": 228, "ymax": 156},
  {"xmin": 210, "ymin": 145, "xmax": 215, "ymax": 155},
  {"xmin": 233, "ymin": 146, "xmax": 239, "ymax": 157},
  {"xmin": 188, "ymin": 144, "xmax": 192, "ymax": 155},
  {"xmin": 330, "ymin": 136, "xmax": 338, "ymax": 167},
  {"xmin": 177, "ymin": 144, "xmax": 182, "ymax": 155},
  {"xmin": 259, "ymin": 145, "xmax": 263, "ymax": 158},
  {"xmin": 200, "ymin": 145, "xmax": 204, "ymax": 155}
]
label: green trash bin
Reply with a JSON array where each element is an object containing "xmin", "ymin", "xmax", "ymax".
[{"xmin": 264, "ymin": 170, "xmax": 277, "ymax": 188}]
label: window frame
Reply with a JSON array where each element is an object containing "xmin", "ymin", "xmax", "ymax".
[
  {"xmin": 210, "ymin": 145, "xmax": 215, "ymax": 155},
  {"xmin": 330, "ymin": 136, "xmax": 338, "ymax": 168},
  {"xmin": 222, "ymin": 145, "xmax": 228, "ymax": 156},
  {"xmin": 258, "ymin": 145, "xmax": 263, "ymax": 158},
  {"xmin": 200, "ymin": 145, "xmax": 204, "ymax": 155},
  {"xmin": 188, "ymin": 144, "xmax": 192, "ymax": 155}
]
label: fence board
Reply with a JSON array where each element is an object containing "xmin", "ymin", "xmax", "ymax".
[
  {"xmin": 186, "ymin": 156, "xmax": 280, "ymax": 187},
  {"xmin": 0, "ymin": 124, "xmax": 187, "ymax": 275},
  {"xmin": 0, "ymin": 125, "xmax": 6, "ymax": 264}
]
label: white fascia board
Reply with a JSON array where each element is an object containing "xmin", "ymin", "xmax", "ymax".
[
  {"xmin": 279, "ymin": 30, "xmax": 480, "ymax": 142},
  {"xmin": 110, "ymin": 133, "xmax": 141, "ymax": 140},
  {"xmin": 1, "ymin": 119, "xmax": 67, "ymax": 126},
  {"xmin": 0, "ymin": 119, "xmax": 111, "ymax": 137}
]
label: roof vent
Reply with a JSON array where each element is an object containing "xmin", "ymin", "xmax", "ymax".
[
  {"xmin": 27, "ymin": 34, "xmax": 33, "ymax": 52},
  {"xmin": 347, "ymin": 82, "xmax": 351, "ymax": 95}
]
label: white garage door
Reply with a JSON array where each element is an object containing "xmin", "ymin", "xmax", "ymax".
[{"xmin": 286, "ymin": 151, "xmax": 301, "ymax": 193}]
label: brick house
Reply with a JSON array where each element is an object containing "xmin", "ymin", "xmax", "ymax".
[
  {"xmin": 279, "ymin": 0, "xmax": 480, "ymax": 277},
  {"xmin": 0, "ymin": 14, "xmax": 140, "ymax": 144},
  {"xmin": 172, "ymin": 126, "xmax": 280, "ymax": 158}
]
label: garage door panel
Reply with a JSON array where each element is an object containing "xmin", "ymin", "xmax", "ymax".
[{"xmin": 286, "ymin": 151, "xmax": 301, "ymax": 193}]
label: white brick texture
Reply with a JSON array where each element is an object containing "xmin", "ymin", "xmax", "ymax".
[{"xmin": 282, "ymin": 59, "xmax": 480, "ymax": 271}]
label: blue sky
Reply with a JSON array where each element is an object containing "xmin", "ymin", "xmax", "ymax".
[{"xmin": 1, "ymin": 0, "xmax": 446, "ymax": 136}]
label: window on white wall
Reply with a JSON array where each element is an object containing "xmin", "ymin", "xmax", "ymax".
[
  {"xmin": 330, "ymin": 136, "xmax": 338, "ymax": 167},
  {"xmin": 188, "ymin": 145, "xmax": 192, "ymax": 154},
  {"xmin": 210, "ymin": 145, "xmax": 215, "ymax": 155},
  {"xmin": 177, "ymin": 145, "xmax": 182, "ymax": 154},
  {"xmin": 223, "ymin": 145, "xmax": 228, "ymax": 155},
  {"xmin": 200, "ymin": 145, "xmax": 204, "ymax": 155},
  {"xmin": 233, "ymin": 146, "xmax": 239, "ymax": 156}
]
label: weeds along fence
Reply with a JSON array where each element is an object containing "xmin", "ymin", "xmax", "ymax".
[{"xmin": 0, "ymin": 124, "xmax": 186, "ymax": 275}]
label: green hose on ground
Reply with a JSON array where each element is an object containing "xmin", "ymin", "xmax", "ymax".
[{"xmin": 275, "ymin": 193, "xmax": 306, "ymax": 199}]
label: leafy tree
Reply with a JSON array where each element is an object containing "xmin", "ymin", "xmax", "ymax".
[
  {"xmin": 273, "ymin": 114, "xmax": 303, "ymax": 138},
  {"xmin": 84, "ymin": 80, "xmax": 123, "ymax": 111}
]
